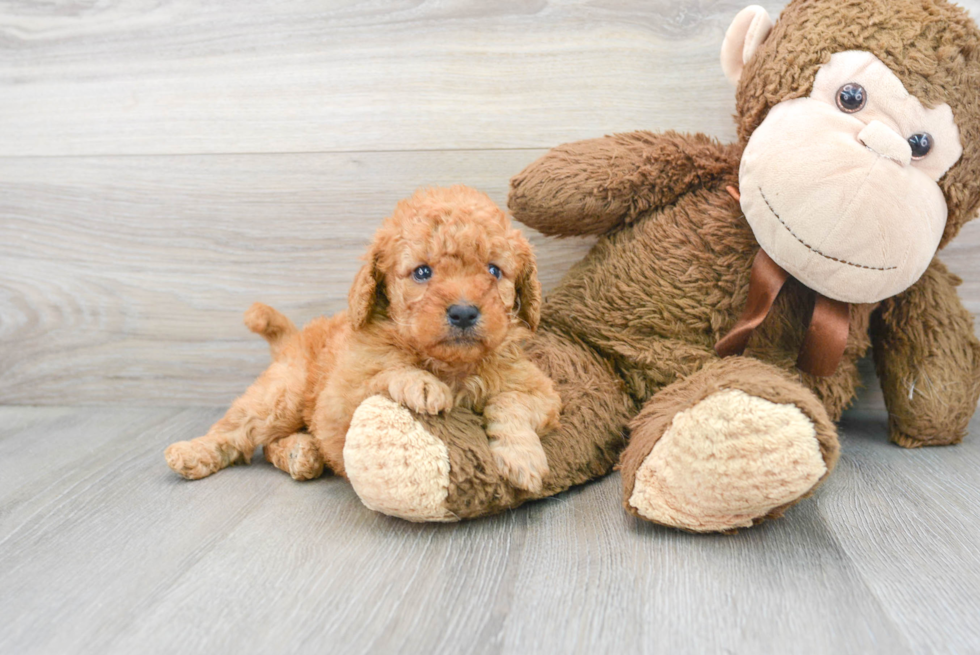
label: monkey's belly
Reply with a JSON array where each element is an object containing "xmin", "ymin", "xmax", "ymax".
[
  {"xmin": 538, "ymin": 188, "xmax": 872, "ymax": 403},
  {"xmin": 542, "ymin": 189, "xmax": 757, "ymax": 346}
]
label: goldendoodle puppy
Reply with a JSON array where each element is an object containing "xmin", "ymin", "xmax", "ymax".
[{"xmin": 165, "ymin": 186, "xmax": 560, "ymax": 492}]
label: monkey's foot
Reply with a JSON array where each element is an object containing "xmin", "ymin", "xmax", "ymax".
[
  {"xmin": 627, "ymin": 389, "xmax": 827, "ymax": 532},
  {"xmin": 344, "ymin": 395, "xmax": 456, "ymax": 522}
]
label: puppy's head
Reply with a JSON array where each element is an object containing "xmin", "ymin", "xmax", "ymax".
[{"xmin": 349, "ymin": 186, "xmax": 541, "ymax": 365}]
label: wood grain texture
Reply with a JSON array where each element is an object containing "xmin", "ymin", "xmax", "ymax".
[
  {"xmin": 0, "ymin": 151, "xmax": 594, "ymax": 405},
  {"xmin": 0, "ymin": 406, "xmax": 978, "ymax": 654},
  {"xmin": 824, "ymin": 412, "xmax": 980, "ymax": 653},
  {"xmin": 0, "ymin": 0, "xmax": 978, "ymax": 411},
  {"xmin": 0, "ymin": 0, "xmax": 787, "ymax": 157}
]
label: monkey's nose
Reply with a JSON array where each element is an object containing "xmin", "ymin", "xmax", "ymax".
[
  {"xmin": 858, "ymin": 120, "xmax": 912, "ymax": 166},
  {"xmin": 447, "ymin": 304, "xmax": 480, "ymax": 329}
]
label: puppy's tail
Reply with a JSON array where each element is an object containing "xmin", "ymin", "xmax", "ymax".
[{"xmin": 244, "ymin": 302, "xmax": 298, "ymax": 360}]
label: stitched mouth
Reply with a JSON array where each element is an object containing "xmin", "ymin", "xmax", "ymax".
[{"xmin": 758, "ymin": 187, "xmax": 896, "ymax": 272}]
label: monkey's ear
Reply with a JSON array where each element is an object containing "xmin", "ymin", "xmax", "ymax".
[
  {"xmin": 348, "ymin": 251, "xmax": 386, "ymax": 330},
  {"xmin": 720, "ymin": 5, "xmax": 774, "ymax": 86}
]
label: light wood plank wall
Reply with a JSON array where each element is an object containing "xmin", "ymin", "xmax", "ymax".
[{"xmin": 2, "ymin": 0, "xmax": 978, "ymax": 406}]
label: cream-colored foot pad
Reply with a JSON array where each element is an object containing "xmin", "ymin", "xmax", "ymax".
[
  {"xmin": 628, "ymin": 389, "xmax": 826, "ymax": 532},
  {"xmin": 345, "ymin": 395, "xmax": 455, "ymax": 522}
]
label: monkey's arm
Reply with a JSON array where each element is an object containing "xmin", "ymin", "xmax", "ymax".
[
  {"xmin": 871, "ymin": 259, "xmax": 980, "ymax": 447},
  {"xmin": 508, "ymin": 131, "xmax": 738, "ymax": 237}
]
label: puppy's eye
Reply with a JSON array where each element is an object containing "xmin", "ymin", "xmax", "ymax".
[
  {"xmin": 488, "ymin": 264, "xmax": 502, "ymax": 280},
  {"xmin": 836, "ymin": 83, "xmax": 866, "ymax": 113},
  {"xmin": 412, "ymin": 265, "xmax": 432, "ymax": 282},
  {"xmin": 908, "ymin": 133, "xmax": 933, "ymax": 159}
]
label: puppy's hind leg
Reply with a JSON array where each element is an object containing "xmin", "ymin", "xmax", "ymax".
[
  {"xmin": 165, "ymin": 361, "xmax": 306, "ymax": 480},
  {"xmin": 265, "ymin": 432, "xmax": 325, "ymax": 481}
]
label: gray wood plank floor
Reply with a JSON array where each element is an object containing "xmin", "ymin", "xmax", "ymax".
[
  {"xmin": 4, "ymin": 0, "xmax": 980, "ymax": 653},
  {"xmin": 1, "ymin": 406, "xmax": 978, "ymax": 654}
]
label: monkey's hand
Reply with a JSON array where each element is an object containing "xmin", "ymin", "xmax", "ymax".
[
  {"xmin": 508, "ymin": 131, "xmax": 738, "ymax": 238},
  {"xmin": 871, "ymin": 259, "xmax": 980, "ymax": 447}
]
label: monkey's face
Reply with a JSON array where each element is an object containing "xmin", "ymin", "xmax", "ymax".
[{"xmin": 739, "ymin": 51, "xmax": 963, "ymax": 303}]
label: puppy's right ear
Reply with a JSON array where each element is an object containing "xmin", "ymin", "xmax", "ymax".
[
  {"xmin": 512, "ymin": 236, "xmax": 542, "ymax": 333},
  {"xmin": 348, "ymin": 250, "xmax": 385, "ymax": 330}
]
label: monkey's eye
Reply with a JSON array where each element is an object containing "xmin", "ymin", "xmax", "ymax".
[
  {"xmin": 908, "ymin": 133, "xmax": 933, "ymax": 159},
  {"xmin": 488, "ymin": 264, "xmax": 502, "ymax": 280},
  {"xmin": 412, "ymin": 265, "xmax": 432, "ymax": 282},
  {"xmin": 836, "ymin": 83, "xmax": 867, "ymax": 113}
]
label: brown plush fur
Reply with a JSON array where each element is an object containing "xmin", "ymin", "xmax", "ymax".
[
  {"xmin": 617, "ymin": 357, "xmax": 840, "ymax": 526},
  {"xmin": 390, "ymin": 0, "xmax": 980, "ymax": 526},
  {"xmin": 165, "ymin": 186, "xmax": 560, "ymax": 492},
  {"xmin": 871, "ymin": 259, "xmax": 980, "ymax": 447},
  {"xmin": 419, "ymin": 329, "xmax": 636, "ymax": 518},
  {"xmin": 737, "ymin": 0, "xmax": 980, "ymax": 248}
]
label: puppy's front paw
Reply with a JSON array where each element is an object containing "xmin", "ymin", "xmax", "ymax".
[
  {"xmin": 165, "ymin": 440, "xmax": 221, "ymax": 480},
  {"xmin": 388, "ymin": 372, "xmax": 453, "ymax": 415},
  {"xmin": 490, "ymin": 437, "xmax": 549, "ymax": 493}
]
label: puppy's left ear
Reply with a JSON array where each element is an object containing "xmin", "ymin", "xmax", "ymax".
[
  {"xmin": 348, "ymin": 248, "xmax": 386, "ymax": 330},
  {"xmin": 513, "ymin": 239, "xmax": 542, "ymax": 333}
]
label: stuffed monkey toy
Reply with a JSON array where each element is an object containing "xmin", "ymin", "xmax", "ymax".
[{"xmin": 342, "ymin": 0, "xmax": 980, "ymax": 531}]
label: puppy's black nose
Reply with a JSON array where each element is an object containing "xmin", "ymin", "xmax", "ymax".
[{"xmin": 447, "ymin": 304, "xmax": 480, "ymax": 329}]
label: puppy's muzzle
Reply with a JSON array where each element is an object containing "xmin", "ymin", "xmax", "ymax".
[{"xmin": 447, "ymin": 304, "xmax": 480, "ymax": 330}]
